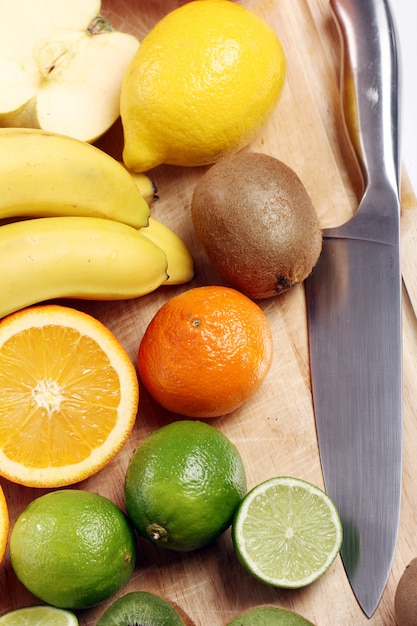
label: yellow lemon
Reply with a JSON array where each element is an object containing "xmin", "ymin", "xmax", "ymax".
[{"xmin": 121, "ymin": 0, "xmax": 286, "ymax": 171}]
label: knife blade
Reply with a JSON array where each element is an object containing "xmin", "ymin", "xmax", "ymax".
[{"xmin": 304, "ymin": 0, "xmax": 402, "ymax": 617}]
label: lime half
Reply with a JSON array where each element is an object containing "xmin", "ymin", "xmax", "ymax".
[
  {"xmin": 232, "ymin": 476, "xmax": 342, "ymax": 588},
  {"xmin": 226, "ymin": 605, "xmax": 316, "ymax": 625},
  {"xmin": 0, "ymin": 606, "xmax": 78, "ymax": 625}
]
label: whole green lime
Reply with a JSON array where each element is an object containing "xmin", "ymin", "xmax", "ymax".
[
  {"xmin": 124, "ymin": 420, "xmax": 247, "ymax": 551},
  {"xmin": 9, "ymin": 489, "xmax": 136, "ymax": 609}
]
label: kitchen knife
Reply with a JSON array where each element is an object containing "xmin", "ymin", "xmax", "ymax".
[{"xmin": 304, "ymin": 0, "xmax": 402, "ymax": 617}]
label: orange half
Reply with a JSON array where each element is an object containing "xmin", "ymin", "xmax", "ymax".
[
  {"xmin": 0, "ymin": 484, "xmax": 8, "ymax": 563},
  {"xmin": 0, "ymin": 305, "xmax": 139, "ymax": 487}
]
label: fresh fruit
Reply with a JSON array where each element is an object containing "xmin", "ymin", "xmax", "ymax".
[
  {"xmin": 0, "ymin": 304, "xmax": 139, "ymax": 487},
  {"xmin": 124, "ymin": 420, "xmax": 247, "ymax": 551},
  {"xmin": 226, "ymin": 605, "xmax": 316, "ymax": 626},
  {"xmin": 0, "ymin": 606, "xmax": 79, "ymax": 625},
  {"xmin": 137, "ymin": 286, "xmax": 273, "ymax": 418},
  {"xmin": 96, "ymin": 591, "xmax": 195, "ymax": 626},
  {"xmin": 124, "ymin": 168, "xmax": 159, "ymax": 205},
  {"xmin": 10, "ymin": 489, "xmax": 136, "ymax": 609},
  {"xmin": 0, "ymin": 483, "xmax": 9, "ymax": 564},
  {"xmin": 120, "ymin": 0, "xmax": 286, "ymax": 171},
  {"xmin": 141, "ymin": 218, "xmax": 195, "ymax": 285},
  {"xmin": 394, "ymin": 558, "xmax": 417, "ymax": 626},
  {"xmin": 232, "ymin": 476, "xmax": 342, "ymax": 588},
  {"xmin": 123, "ymin": 166, "xmax": 194, "ymax": 285},
  {"xmin": 0, "ymin": 0, "xmax": 139, "ymax": 142},
  {"xmin": 191, "ymin": 152, "xmax": 323, "ymax": 299},
  {"xmin": 0, "ymin": 216, "xmax": 169, "ymax": 320},
  {"xmin": 0, "ymin": 128, "xmax": 150, "ymax": 227}
]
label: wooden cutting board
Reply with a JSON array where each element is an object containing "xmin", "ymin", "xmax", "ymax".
[{"xmin": 2, "ymin": 1, "xmax": 417, "ymax": 624}]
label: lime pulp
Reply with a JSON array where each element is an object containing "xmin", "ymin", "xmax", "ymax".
[
  {"xmin": 232, "ymin": 476, "xmax": 343, "ymax": 588},
  {"xmin": 0, "ymin": 606, "xmax": 78, "ymax": 625}
]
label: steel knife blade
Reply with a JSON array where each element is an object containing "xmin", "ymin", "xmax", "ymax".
[{"xmin": 304, "ymin": 0, "xmax": 402, "ymax": 616}]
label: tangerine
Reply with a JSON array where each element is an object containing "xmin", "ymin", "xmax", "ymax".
[{"xmin": 137, "ymin": 286, "xmax": 273, "ymax": 418}]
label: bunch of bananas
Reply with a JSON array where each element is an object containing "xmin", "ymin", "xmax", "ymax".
[{"xmin": 0, "ymin": 128, "xmax": 195, "ymax": 319}]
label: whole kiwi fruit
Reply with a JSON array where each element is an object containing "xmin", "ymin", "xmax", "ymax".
[
  {"xmin": 191, "ymin": 152, "xmax": 322, "ymax": 299},
  {"xmin": 96, "ymin": 591, "xmax": 196, "ymax": 626},
  {"xmin": 395, "ymin": 558, "xmax": 417, "ymax": 626}
]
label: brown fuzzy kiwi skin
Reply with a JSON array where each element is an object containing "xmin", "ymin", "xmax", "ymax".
[
  {"xmin": 395, "ymin": 558, "xmax": 417, "ymax": 626},
  {"xmin": 191, "ymin": 152, "xmax": 323, "ymax": 299}
]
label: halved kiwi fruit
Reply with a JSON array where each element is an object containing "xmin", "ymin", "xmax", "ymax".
[{"xmin": 96, "ymin": 591, "xmax": 195, "ymax": 626}]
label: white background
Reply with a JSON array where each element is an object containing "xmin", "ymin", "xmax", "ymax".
[{"xmin": 391, "ymin": 0, "xmax": 417, "ymax": 192}]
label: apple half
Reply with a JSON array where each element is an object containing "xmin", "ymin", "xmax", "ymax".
[{"xmin": 0, "ymin": 0, "xmax": 139, "ymax": 142}]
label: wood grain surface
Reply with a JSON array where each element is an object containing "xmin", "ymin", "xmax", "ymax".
[{"xmin": 2, "ymin": 1, "xmax": 417, "ymax": 624}]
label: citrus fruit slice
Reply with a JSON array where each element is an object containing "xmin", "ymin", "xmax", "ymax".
[
  {"xmin": 0, "ymin": 483, "xmax": 9, "ymax": 564},
  {"xmin": 0, "ymin": 606, "xmax": 78, "ymax": 625},
  {"xmin": 138, "ymin": 286, "xmax": 273, "ymax": 418},
  {"xmin": 0, "ymin": 304, "xmax": 139, "ymax": 487},
  {"xmin": 96, "ymin": 591, "xmax": 195, "ymax": 626},
  {"xmin": 9, "ymin": 489, "xmax": 136, "ymax": 609},
  {"xmin": 226, "ymin": 605, "xmax": 316, "ymax": 625},
  {"xmin": 232, "ymin": 476, "xmax": 342, "ymax": 588},
  {"xmin": 125, "ymin": 420, "xmax": 247, "ymax": 551}
]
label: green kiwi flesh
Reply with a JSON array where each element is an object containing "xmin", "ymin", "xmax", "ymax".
[
  {"xmin": 191, "ymin": 152, "xmax": 323, "ymax": 299},
  {"xmin": 96, "ymin": 591, "xmax": 195, "ymax": 626},
  {"xmin": 226, "ymin": 605, "xmax": 316, "ymax": 625}
]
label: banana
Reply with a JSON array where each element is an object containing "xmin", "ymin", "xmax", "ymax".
[
  {"xmin": 131, "ymin": 173, "xmax": 158, "ymax": 204},
  {"xmin": 121, "ymin": 163, "xmax": 194, "ymax": 284},
  {"xmin": 126, "ymin": 169, "xmax": 159, "ymax": 205},
  {"xmin": 0, "ymin": 216, "xmax": 168, "ymax": 319},
  {"xmin": 0, "ymin": 128, "xmax": 150, "ymax": 227},
  {"xmin": 140, "ymin": 217, "xmax": 195, "ymax": 285}
]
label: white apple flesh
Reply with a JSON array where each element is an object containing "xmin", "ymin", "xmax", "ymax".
[{"xmin": 0, "ymin": 0, "xmax": 139, "ymax": 142}]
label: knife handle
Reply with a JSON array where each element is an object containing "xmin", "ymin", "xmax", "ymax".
[{"xmin": 330, "ymin": 0, "xmax": 401, "ymax": 201}]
